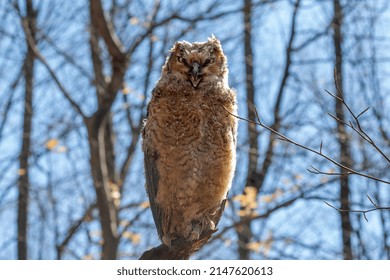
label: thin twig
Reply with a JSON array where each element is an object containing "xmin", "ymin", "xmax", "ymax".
[
  {"xmin": 222, "ymin": 105, "xmax": 390, "ymax": 185},
  {"xmin": 327, "ymin": 70, "xmax": 390, "ymax": 164},
  {"xmin": 15, "ymin": 7, "xmax": 85, "ymax": 118},
  {"xmin": 324, "ymin": 200, "xmax": 390, "ymax": 222}
]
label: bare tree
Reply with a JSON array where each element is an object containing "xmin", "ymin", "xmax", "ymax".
[
  {"xmin": 238, "ymin": 0, "xmax": 257, "ymax": 260},
  {"xmin": 17, "ymin": 0, "xmax": 36, "ymax": 260},
  {"xmin": 237, "ymin": 0, "xmax": 301, "ymax": 259},
  {"xmin": 333, "ymin": 0, "xmax": 353, "ymax": 260}
]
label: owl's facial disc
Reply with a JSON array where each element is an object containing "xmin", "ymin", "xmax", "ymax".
[{"xmin": 188, "ymin": 61, "xmax": 203, "ymax": 88}]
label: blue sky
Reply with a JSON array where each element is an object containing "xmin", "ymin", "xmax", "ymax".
[{"xmin": 1, "ymin": 0, "xmax": 390, "ymax": 259}]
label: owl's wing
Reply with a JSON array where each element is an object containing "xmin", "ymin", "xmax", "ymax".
[
  {"xmin": 144, "ymin": 148, "xmax": 164, "ymax": 240},
  {"xmin": 213, "ymin": 196, "xmax": 228, "ymax": 228},
  {"xmin": 143, "ymin": 90, "xmax": 165, "ymax": 240}
]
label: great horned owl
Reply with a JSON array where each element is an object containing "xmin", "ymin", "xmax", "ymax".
[{"xmin": 142, "ymin": 36, "xmax": 237, "ymax": 247}]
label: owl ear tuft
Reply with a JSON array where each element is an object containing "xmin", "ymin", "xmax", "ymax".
[
  {"xmin": 208, "ymin": 34, "xmax": 222, "ymax": 53},
  {"xmin": 171, "ymin": 42, "xmax": 182, "ymax": 53},
  {"xmin": 208, "ymin": 34, "xmax": 219, "ymax": 42},
  {"xmin": 171, "ymin": 41, "xmax": 190, "ymax": 54}
]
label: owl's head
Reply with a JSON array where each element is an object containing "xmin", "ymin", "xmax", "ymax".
[{"xmin": 162, "ymin": 35, "xmax": 228, "ymax": 89}]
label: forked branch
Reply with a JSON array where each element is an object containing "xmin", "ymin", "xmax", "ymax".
[
  {"xmin": 324, "ymin": 195, "xmax": 390, "ymax": 222},
  {"xmin": 222, "ymin": 105, "xmax": 390, "ymax": 185}
]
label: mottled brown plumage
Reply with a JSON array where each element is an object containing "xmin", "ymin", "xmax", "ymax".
[{"xmin": 142, "ymin": 36, "xmax": 237, "ymax": 247}]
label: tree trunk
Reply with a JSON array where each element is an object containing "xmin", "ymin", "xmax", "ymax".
[
  {"xmin": 333, "ymin": 0, "xmax": 354, "ymax": 260},
  {"xmin": 237, "ymin": 0, "xmax": 257, "ymax": 260},
  {"xmin": 238, "ymin": 0, "xmax": 300, "ymax": 260},
  {"xmin": 86, "ymin": 115, "xmax": 119, "ymax": 259},
  {"xmin": 17, "ymin": 0, "xmax": 36, "ymax": 260},
  {"xmin": 88, "ymin": 0, "xmax": 128, "ymax": 259}
]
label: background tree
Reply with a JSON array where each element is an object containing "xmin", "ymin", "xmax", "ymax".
[
  {"xmin": 332, "ymin": 0, "xmax": 353, "ymax": 260},
  {"xmin": 17, "ymin": 0, "xmax": 36, "ymax": 260},
  {"xmin": 0, "ymin": 0, "xmax": 389, "ymax": 259}
]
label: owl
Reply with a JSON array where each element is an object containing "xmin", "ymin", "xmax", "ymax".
[{"xmin": 142, "ymin": 36, "xmax": 237, "ymax": 248}]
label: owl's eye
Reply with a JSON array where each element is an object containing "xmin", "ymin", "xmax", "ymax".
[
  {"xmin": 204, "ymin": 58, "xmax": 215, "ymax": 66},
  {"xmin": 177, "ymin": 56, "xmax": 185, "ymax": 63}
]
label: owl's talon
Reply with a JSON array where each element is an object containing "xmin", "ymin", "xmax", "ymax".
[
  {"xmin": 162, "ymin": 235, "xmax": 171, "ymax": 247},
  {"xmin": 183, "ymin": 222, "xmax": 201, "ymax": 241},
  {"xmin": 188, "ymin": 231, "xmax": 200, "ymax": 241},
  {"xmin": 207, "ymin": 220, "xmax": 215, "ymax": 231},
  {"xmin": 191, "ymin": 222, "xmax": 202, "ymax": 240},
  {"xmin": 162, "ymin": 234, "xmax": 177, "ymax": 247},
  {"xmin": 183, "ymin": 224, "xmax": 193, "ymax": 239}
]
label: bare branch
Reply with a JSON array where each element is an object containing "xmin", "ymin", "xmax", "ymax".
[
  {"xmin": 89, "ymin": 0, "xmax": 125, "ymax": 60},
  {"xmin": 324, "ymin": 200, "xmax": 390, "ymax": 222},
  {"xmin": 0, "ymin": 59, "xmax": 25, "ymax": 141},
  {"xmin": 307, "ymin": 165, "xmax": 351, "ymax": 176},
  {"xmin": 15, "ymin": 6, "xmax": 85, "ymax": 118},
  {"xmin": 366, "ymin": 195, "xmax": 379, "ymax": 209},
  {"xmin": 356, "ymin": 106, "xmax": 371, "ymax": 119},
  {"xmin": 56, "ymin": 203, "xmax": 96, "ymax": 259},
  {"xmin": 326, "ymin": 82, "xmax": 390, "ymax": 165},
  {"xmin": 222, "ymin": 105, "xmax": 390, "ymax": 185}
]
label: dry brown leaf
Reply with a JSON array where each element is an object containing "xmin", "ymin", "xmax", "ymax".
[
  {"xmin": 294, "ymin": 174, "xmax": 303, "ymax": 180},
  {"xmin": 139, "ymin": 201, "xmax": 150, "ymax": 209},
  {"xmin": 129, "ymin": 17, "xmax": 139, "ymax": 25},
  {"xmin": 150, "ymin": 35, "xmax": 159, "ymax": 42},
  {"xmin": 56, "ymin": 146, "xmax": 67, "ymax": 153},
  {"xmin": 224, "ymin": 239, "xmax": 232, "ymax": 247},
  {"xmin": 122, "ymin": 87, "xmax": 131, "ymax": 94},
  {"xmin": 235, "ymin": 186, "xmax": 259, "ymax": 217},
  {"xmin": 123, "ymin": 232, "xmax": 141, "ymax": 244},
  {"xmin": 18, "ymin": 168, "xmax": 26, "ymax": 176},
  {"xmin": 247, "ymin": 232, "xmax": 273, "ymax": 256},
  {"xmin": 45, "ymin": 139, "xmax": 58, "ymax": 150},
  {"xmin": 82, "ymin": 254, "xmax": 94, "ymax": 260},
  {"xmin": 247, "ymin": 241, "xmax": 262, "ymax": 253}
]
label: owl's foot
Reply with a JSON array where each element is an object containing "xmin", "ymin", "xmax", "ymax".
[
  {"xmin": 162, "ymin": 233, "xmax": 177, "ymax": 247},
  {"xmin": 184, "ymin": 222, "xmax": 201, "ymax": 241},
  {"xmin": 188, "ymin": 222, "xmax": 203, "ymax": 241},
  {"xmin": 184, "ymin": 218, "xmax": 216, "ymax": 241}
]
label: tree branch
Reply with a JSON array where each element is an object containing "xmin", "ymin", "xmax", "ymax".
[
  {"xmin": 16, "ymin": 6, "xmax": 85, "ymax": 118},
  {"xmin": 324, "ymin": 195, "xmax": 390, "ymax": 222},
  {"xmin": 139, "ymin": 229, "xmax": 217, "ymax": 260},
  {"xmin": 222, "ymin": 105, "xmax": 390, "ymax": 185},
  {"xmin": 56, "ymin": 202, "xmax": 96, "ymax": 259},
  {"xmin": 89, "ymin": 0, "xmax": 125, "ymax": 60}
]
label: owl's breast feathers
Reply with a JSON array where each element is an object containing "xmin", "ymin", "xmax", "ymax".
[
  {"xmin": 142, "ymin": 78, "xmax": 237, "ymax": 244},
  {"xmin": 145, "ymin": 79, "xmax": 236, "ymax": 151}
]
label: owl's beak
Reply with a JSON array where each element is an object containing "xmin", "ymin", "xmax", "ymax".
[{"xmin": 188, "ymin": 61, "xmax": 202, "ymax": 88}]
